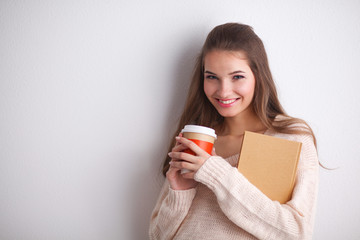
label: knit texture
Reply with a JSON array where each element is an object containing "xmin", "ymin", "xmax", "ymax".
[{"xmin": 149, "ymin": 130, "xmax": 319, "ymax": 240}]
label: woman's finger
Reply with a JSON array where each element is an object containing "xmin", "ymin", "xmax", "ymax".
[
  {"xmin": 170, "ymin": 160, "xmax": 196, "ymax": 171},
  {"xmin": 168, "ymin": 151, "xmax": 199, "ymax": 164},
  {"xmin": 174, "ymin": 132, "xmax": 183, "ymax": 147},
  {"xmin": 172, "ymin": 143, "xmax": 188, "ymax": 152}
]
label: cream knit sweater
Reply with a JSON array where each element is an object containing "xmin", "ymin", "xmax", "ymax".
[{"xmin": 149, "ymin": 130, "xmax": 319, "ymax": 240}]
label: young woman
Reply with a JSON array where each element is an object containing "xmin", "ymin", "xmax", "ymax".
[{"xmin": 149, "ymin": 23, "xmax": 319, "ymax": 240}]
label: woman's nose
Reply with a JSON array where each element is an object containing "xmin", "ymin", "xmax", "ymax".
[{"xmin": 217, "ymin": 80, "xmax": 232, "ymax": 97}]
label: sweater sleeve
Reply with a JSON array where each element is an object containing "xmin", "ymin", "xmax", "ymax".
[
  {"xmin": 149, "ymin": 180, "xmax": 197, "ymax": 240},
  {"xmin": 194, "ymin": 134, "xmax": 319, "ymax": 240}
]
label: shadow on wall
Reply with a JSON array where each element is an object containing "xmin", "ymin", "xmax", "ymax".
[{"xmin": 126, "ymin": 34, "xmax": 204, "ymax": 239}]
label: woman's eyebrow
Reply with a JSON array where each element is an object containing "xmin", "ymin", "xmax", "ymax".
[
  {"xmin": 229, "ymin": 70, "xmax": 245, "ymax": 75},
  {"xmin": 204, "ymin": 70, "xmax": 216, "ymax": 75},
  {"xmin": 204, "ymin": 70, "xmax": 245, "ymax": 75}
]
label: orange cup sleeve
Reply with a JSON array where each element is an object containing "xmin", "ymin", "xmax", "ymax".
[{"xmin": 184, "ymin": 139, "xmax": 213, "ymax": 155}]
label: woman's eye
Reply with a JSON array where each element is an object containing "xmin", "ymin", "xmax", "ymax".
[
  {"xmin": 233, "ymin": 75, "xmax": 244, "ymax": 80},
  {"xmin": 206, "ymin": 75, "xmax": 218, "ymax": 80}
]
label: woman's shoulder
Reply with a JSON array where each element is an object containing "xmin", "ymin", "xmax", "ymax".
[
  {"xmin": 265, "ymin": 129, "xmax": 303, "ymax": 141},
  {"xmin": 265, "ymin": 126, "xmax": 314, "ymax": 145},
  {"xmin": 273, "ymin": 114, "xmax": 314, "ymax": 135},
  {"xmin": 266, "ymin": 115, "xmax": 318, "ymax": 167},
  {"xmin": 265, "ymin": 129, "xmax": 317, "ymax": 165}
]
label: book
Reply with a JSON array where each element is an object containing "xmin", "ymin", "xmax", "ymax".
[{"xmin": 237, "ymin": 131, "xmax": 302, "ymax": 204}]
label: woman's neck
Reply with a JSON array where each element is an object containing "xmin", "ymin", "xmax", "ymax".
[{"xmin": 221, "ymin": 107, "xmax": 266, "ymax": 136}]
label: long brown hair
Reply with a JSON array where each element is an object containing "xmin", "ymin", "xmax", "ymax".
[{"xmin": 162, "ymin": 23, "xmax": 317, "ymax": 176}]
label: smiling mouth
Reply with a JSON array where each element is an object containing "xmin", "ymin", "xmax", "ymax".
[
  {"xmin": 218, "ymin": 99, "xmax": 237, "ymax": 104},
  {"xmin": 216, "ymin": 98, "xmax": 240, "ymax": 106}
]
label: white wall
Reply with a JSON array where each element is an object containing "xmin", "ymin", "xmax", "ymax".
[{"xmin": 1, "ymin": 1, "xmax": 359, "ymax": 239}]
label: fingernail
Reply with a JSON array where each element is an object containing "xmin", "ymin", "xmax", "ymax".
[
  {"xmin": 168, "ymin": 152, "xmax": 172, "ymax": 157},
  {"xmin": 175, "ymin": 136, "xmax": 180, "ymax": 140}
]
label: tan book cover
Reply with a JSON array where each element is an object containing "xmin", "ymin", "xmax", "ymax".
[{"xmin": 237, "ymin": 131, "xmax": 302, "ymax": 204}]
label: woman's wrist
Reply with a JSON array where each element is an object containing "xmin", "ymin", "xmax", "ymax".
[{"xmin": 169, "ymin": 181, "xmax": 198, "ymax": 191}]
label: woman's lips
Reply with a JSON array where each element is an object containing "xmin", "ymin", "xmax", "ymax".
[{"xmin": 216, "ymin": 98, "xmax": 239, "ymax": 107}]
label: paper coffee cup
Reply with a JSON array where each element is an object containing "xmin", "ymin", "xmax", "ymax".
[{"xmin": 180, "ymin": 125, "xmax": 217, "ymax": 173}]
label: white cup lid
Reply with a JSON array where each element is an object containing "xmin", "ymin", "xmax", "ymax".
[{"xmin": 181, "ymin": 125, "xmax": 217, "ymax": 139}]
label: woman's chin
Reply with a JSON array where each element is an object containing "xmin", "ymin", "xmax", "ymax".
[{"xmin": 217, "ymin": 111, "xmax": 238, "ymax": 118}]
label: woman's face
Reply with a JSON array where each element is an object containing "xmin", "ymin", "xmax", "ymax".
[{"xmin": 203, "ymin": 50, "xmax": 256, "ymax": 118}]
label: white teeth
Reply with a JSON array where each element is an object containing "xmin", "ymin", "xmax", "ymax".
[{"xmin": 219, "ymin": 99, "xmax": 236, "ymax": 104}]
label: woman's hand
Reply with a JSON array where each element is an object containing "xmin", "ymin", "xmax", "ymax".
[
  {"xmin": 167, "ymin": 136, "xmax": 213, "ymax": 184},
  {"xmin": 166, "ymin": 133, "xmax": 199, "ymax": 190}
]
